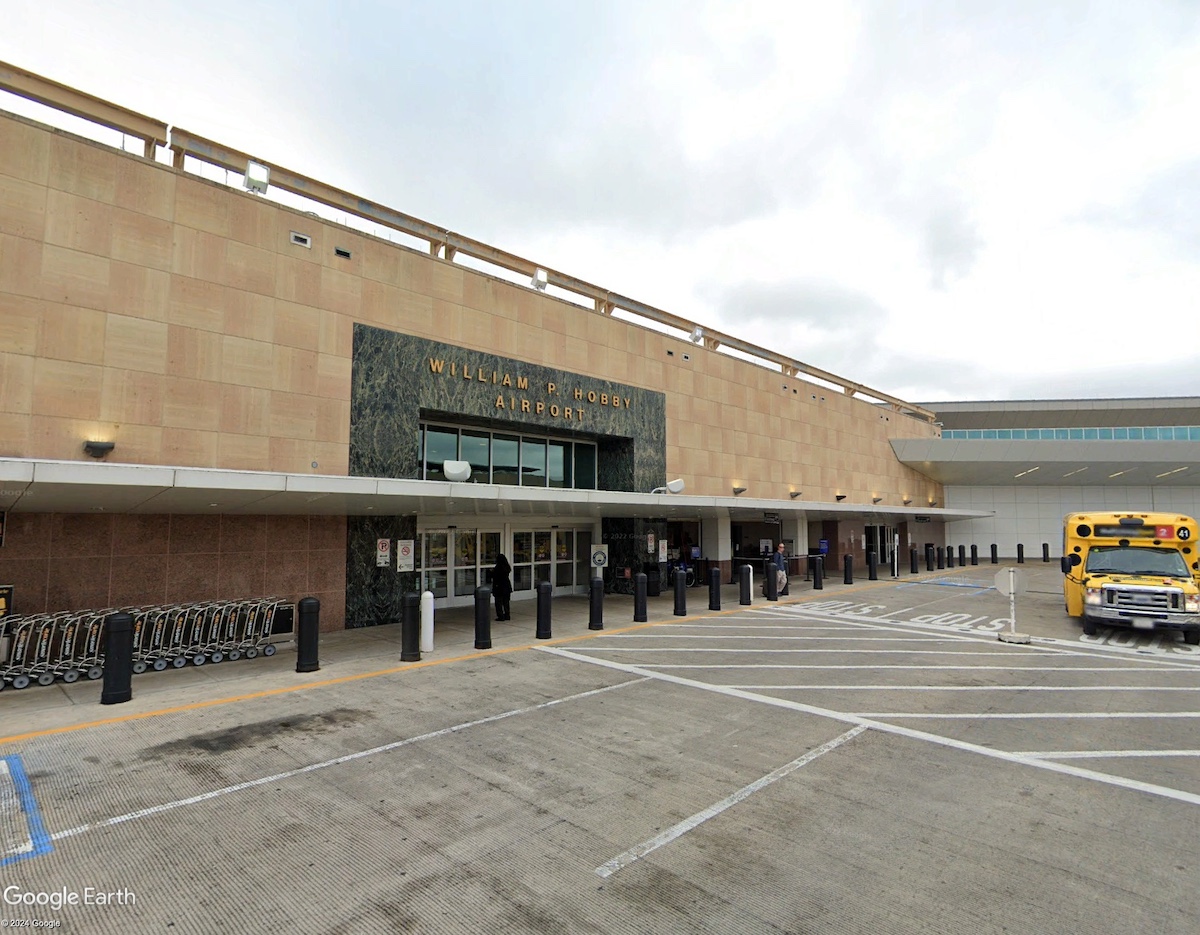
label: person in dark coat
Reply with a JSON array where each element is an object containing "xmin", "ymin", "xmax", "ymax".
[
  {"xmin": 772, "ymin": 542, "xmax": 790, "ymax": 596},
  {"xmin": 492, "ymin": 554, "xmax": 513, "ymax": 620}
]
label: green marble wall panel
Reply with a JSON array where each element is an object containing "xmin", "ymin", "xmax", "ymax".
[
  {"xmin": 345, "ymin": 514, "xmax": 418, "ymax": 628},
  {"xmin": 351, "ymin": 324, "xmax": 666, "ymax": 491}
]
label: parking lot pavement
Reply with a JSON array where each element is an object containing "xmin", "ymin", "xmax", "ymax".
[{"xmin": 2, "ymin": 566, "xmax": 1199, "ymax": 933}]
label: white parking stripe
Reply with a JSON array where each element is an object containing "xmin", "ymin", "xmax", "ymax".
[
  {"xmin": 727, "ymin": 685, "xmax": 1200, "ymax": 692},
  {"xmin": 1015, "ymin": 750, "xmax": 1200, "ymax": 760},
  {"xmin": 595, "ymin": 725, "xmax": 868, "ymax": 878},
  {"xmin": 858, "ymin": 712, "xmax": 1200, "ymax": 719},
  {"xmin": 32, "ymin": 679, "xmax": 648, "ymax": 852},
  {"xmin": 574, "ymin": 648, "xmax": 1042, "ymax": 655},
  {"xmin": 538, "ymin": 646, "xmax": 1200, "ymax": 807},
  {"xmin": 634, "ymin": 665, "xmax": 1183, "ymax": 672}
]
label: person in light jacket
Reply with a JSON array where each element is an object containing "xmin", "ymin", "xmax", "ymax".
[{"xmin": 492, "ymin": 554, "xmax": 513, "ymax": 621}]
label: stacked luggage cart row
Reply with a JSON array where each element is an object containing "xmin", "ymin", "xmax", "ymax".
[{"xmin": 0, "ymin": 597, "xmax": 289, "ymax": 691}]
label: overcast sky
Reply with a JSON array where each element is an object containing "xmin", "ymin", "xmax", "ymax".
[{"xmin": 5, "ymin": 1, "xmax": 1200, "ymax": 404}]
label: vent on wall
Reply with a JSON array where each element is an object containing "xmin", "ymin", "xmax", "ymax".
[
  {"xmin": 290, "ymin": 231, "xmax": 312, "ymax": 249},
  {"xmin": 335, "ymin": 247, "xmax": 352, "ymax": 259}
]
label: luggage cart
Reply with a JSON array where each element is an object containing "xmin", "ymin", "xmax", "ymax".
[
  {"xmin": 71, "ymin": 610, "xmax": 108, "ymax": 683},
  {"xmin": 135, "ymin": 605, "xmax": 175, "ymax": 672},
  {"xmin": 0, "ymin": 614, "xmax": 40, "ymax": 690},
  {"xmin": 231, "ymin": 598, "xmax": 282, "ymax": 659}
]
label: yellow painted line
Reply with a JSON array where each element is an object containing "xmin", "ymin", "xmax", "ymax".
[
  {"xmin": 0, "ymin": 617, "xmax": 683, "ymax": 747},
  {"xmin": 0, "ymin": 569, "xmax": 975, "ymax": 747}
]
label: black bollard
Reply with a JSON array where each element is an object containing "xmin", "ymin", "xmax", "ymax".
[
  {"xmin": 739, "ymin": 564, "xmax": 752, "ymax": 605},
  {"xmin": 958, "ymin": 545, "xmax": 966, "ymax": 566},
  {"xmin": 1042, "ymin": 543, "xmax": 1050, "ymax": 563},
  {"xmin": 474, "ymin": 586, "xmax": 492, "ymax": 649},
  {"xmin": 1017, "ymin": 543, "xmax": 1025, "ymax": 564},
  {"xmin": 946, "ymin": 547, "xmax": 955, "ymax": 568},
  {"xmin": 925, "ymin": 545, "xmax": 935, "ymax": 572},
  {"xmin": 813, "ymin": 555, "xmax": 824, "ymax": 590},
  {"xmin": 910, "ymin": 547, "xmax": 919, "ymax": 574},
  {"xmin": 401, "ymin": 592, "xmax": 420, "ymax": 661},
  {"xmin": 296, "ymin": 597, "xmax": 320, "ymax": 673},
  {"xmin": 708, "ymin": 567, "xmax": 721, "ymax": 611},
  {"xmin": 970, "ymin": 544, "xmax": 978, "ymax": 566},
  {"xmin": 990, "ymin": 544, "xmax": 998, "ymax": 564},
  {"xmin": 634, "ymin": 573, "xmax": 648, "ymax": 622},
  {"xmin": 868, "ymin": 551, "xmax": 878, "ymax": 581},
  {"xmin": 100, "ymin": 612, "xmax": 133, "ymax": 705},
  {"xmin": 936, "ymin": 547, "xmax": 945, "ymax": 570},
  {"xmin": 843, "ymin": 554, "xmax": 853, "ymax": 585},
  {"xmin": 589, "ymin": 577, "xmax": 604, "ymax": 630},
  {"xmin": 536, "ymin": 581, "xmax": 552, "ymax": 639},
  {"xmin": 765, "ymin": 559, "xmax": 778, "ymax": 601},
  {"xmin": 674, "ymin": 567, "xmax": 688, "ymax": 616}
]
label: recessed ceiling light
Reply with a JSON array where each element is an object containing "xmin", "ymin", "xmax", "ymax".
[{"xmin": 1156, "ymin": 467, "xmax": 1189, "ymax": 478}]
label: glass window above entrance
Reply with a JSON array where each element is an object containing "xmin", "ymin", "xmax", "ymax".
[{"xmin": 419, "ymin": 422, "xmax": 597, "ymax": 489}]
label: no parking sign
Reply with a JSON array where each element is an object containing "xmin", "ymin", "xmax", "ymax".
[{"xmin": 376, "ymin": 538, "xmax": 391, "ymax": 567}]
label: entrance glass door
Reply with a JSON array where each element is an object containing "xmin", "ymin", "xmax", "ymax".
[{"xmin": 420, "ymin": 529, "xmax": 501, "ymax": 603}]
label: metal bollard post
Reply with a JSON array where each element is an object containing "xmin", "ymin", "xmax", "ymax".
[
  {"xmin": 589, "ymin": 577, "xmax": 604, "ymax": 630},
  {"xmin": 634, "ymin": 573, "xmax": 648, "ymax": 622},
  {"xmin": 765, "ymin": 560, "xmax": 778, "ymax": 601},
  {"xmin": 925, "ymin": 545, "xmax": 935, "ymax": 572},
  {"xmin": 1042, "ymin": 543, "xmax": 1050, "ymax": 563},
  {"xmin": 958, "ymin": 545, "xmax": 966, "ymax": 566},
  {"xmin": 100, "ymin": 612, "xmax": 134, "ymax": 705},
  {"xmin": 1017, "ymin": 543, "xmax": 1025, "ymax": 564},
  {"xmin": 420, "ymin": 590, "xmax": 434, "ymax": 653},
  {"xmin": 813, "ymin": 556, "xmax": 824, "ymax": 590},
  {"xmin": 946, "ymin": 547, "xmax": 955, "ymax": 568},
  {"xmin": 936, "ymin": 547, "xmax": 945, "ymax": 570},
  {"xmin": 910, "ymin": 547, "xmax": 919, "ymax": 574},
  {"xmin": 868, "ymin": 551, "xmax": 878, "ymax": 581},
  {"xmin": 739, "ymin": 564, "xmax": 752, "ymax": 605},
  {"xmin": 474, "ymin": 586, "xmax": 492, "ymax": 649},
  {"xmin": 990, "ymin": 544, "xmax": 998, "ymax": 564},
  {"xmin": 536, "ymin": 581, "xmax": 552, "ymax": 639},
  {"xmin": 674, "ymin": 567, "xmax": 688, "ymax": 615},
  {"xmin": 401, "ymin": 592, "xmax": 420, "ymax": 662},
  {"xmin": 296, "ymin": 597, "xmax": 320, "ymax": 673},
  {"xmin": 843, "ymin": 554, "xmax": 854, "ymax": 584},
  {"xmin": 970, "ymin": 545, "xmax": 978, "ymax": 566},
  {"xmin": 708, "ymin": 567, "xmax": 721, "ymax": 611}
]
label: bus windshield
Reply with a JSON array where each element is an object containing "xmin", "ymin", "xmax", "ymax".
[{"xmin": 1085, "ymin": 546, "xmax": 1190, "ymax": 578}]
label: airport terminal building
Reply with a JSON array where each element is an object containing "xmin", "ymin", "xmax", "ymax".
[{"xmin": 2, "ymin": 62, "xmax": 1190, "ymax": 629}]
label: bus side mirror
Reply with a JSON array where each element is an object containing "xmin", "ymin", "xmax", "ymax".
[{"xmin": 1061, "ymin": 554, "xmax": 1080, "ymax": 573}]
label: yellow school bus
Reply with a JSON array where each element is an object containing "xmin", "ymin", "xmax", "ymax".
[{"xmin": 1062, "ymin": 512, "xmax": 1200, "ymax": 644}]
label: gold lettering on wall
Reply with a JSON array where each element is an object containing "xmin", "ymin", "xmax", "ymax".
[{"xmin": 438, "ymin": 355, "xmax": 631, "ymax": 422}]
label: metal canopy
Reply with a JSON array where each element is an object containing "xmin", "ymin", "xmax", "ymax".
[{"xmin": 0, "ymin": 458, "xmax": 988, "ymax": 523}]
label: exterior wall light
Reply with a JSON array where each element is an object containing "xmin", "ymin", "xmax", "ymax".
[
  {"xmin": 244, "ymin": 160, "xmax": 270, "ymax": 194},
  {"xmin": 835, "ymin": 495, "xmax": 847, "ymax": 501},
  {"xmin": 903, "ymin": 498, "xmax": 913, "ymax": 505},
  {"xmin": 83, "ymin": 440, "xmax": 115, "ymax": 458},
  {"xmin": 651, "ymin": 479, "xmax": 685, "ymax": 494},
  {"xmin": 789, "ymin": 491, "xmax": 802, "ymax": 499},
  {"xmin": 732, "ymin": 486, "xmax": 747, "ymax": 495},
  {"xmin": 872, "ymin": 497, "xmax": 883, "ymax": 504},
  {"xmin": 531, "ymin": 268, "xmax": 548, "ymax": 290}
]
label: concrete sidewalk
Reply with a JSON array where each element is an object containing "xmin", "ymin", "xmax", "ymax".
[{"xmin": 0, "ymin": 561, "xmax": 1083, "ymax": 744}]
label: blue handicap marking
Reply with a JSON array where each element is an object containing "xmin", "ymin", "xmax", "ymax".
[{"xmin": 0, "ymin": 755, "xmax": 53, "ymax": 867}]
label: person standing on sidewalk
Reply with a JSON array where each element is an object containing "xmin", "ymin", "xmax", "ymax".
[
  {"xmin": 772, "ymin": 542, "xmax": 790, "ymax": 596},
  {"xmin": 492, "ymin": 554, "xmax": 513, "ymax": 620}
]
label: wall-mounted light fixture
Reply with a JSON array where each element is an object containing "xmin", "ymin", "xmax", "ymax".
[
  {"xmin": 835, "ymin": 494, "xmax": 846, "ymax": 501},
  {"xmin": 732, "ymin": 486, "xmax": 747, "ymax": 495},
  {"xmin": 651, "ymin": 478, "xmax": 686, "ymax": 494},
  {"xmin": 531, "ymin": 268, "xmax": 548, "ymax": 290},
  {"xmin": 929, "ymin": 500, "xmax": 939, "ymax": 507},
  {"xmin": 902, "ymin": 498, "xmax": 912, "ymax": 505},
  {"xmin": 789, "ymin": 491, "xmax": 802, "ymax": 499},
  {"xmin": 689, "ymin": 326, "xmax": 704, "ymax": 344},
  {"xmin": 872, "ymin": 497, "xmax": 882, "ymax": 504},
  {"xmin": 244, "ymin": 160, "xmax": 270, "ymax": 194},
  {"xmin": 83, "ymin": 440, "xmax": 114, "ymax": 459},
  {"xmin": 442, "ymin": 460, "xmax": 472, "ymax": 482}
]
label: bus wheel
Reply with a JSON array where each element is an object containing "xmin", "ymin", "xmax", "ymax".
[
  {"xmin": 1185, "ymin": 630, "xmax": 1200, "ymax": 646},
  {"xmin": 1082, "ymin": 618, "xmax": 1098, "ymax": 636}
]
